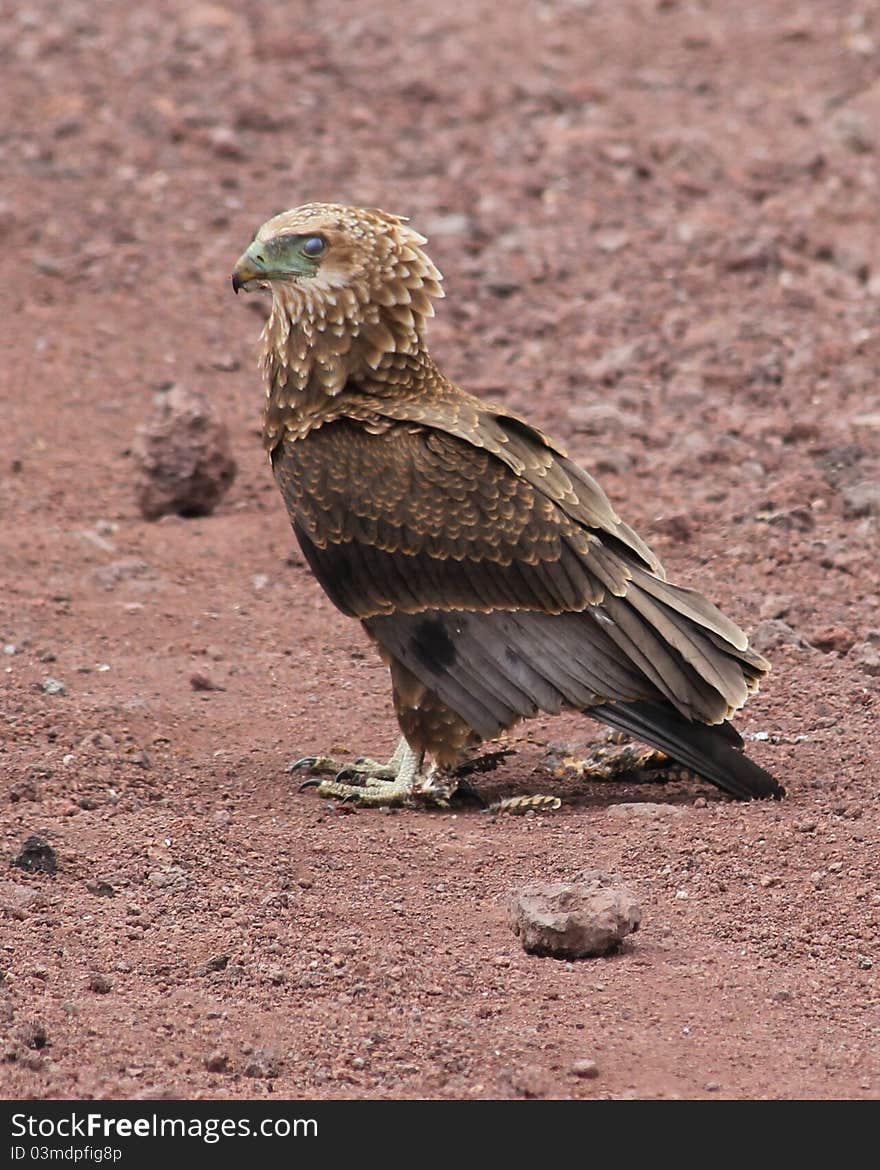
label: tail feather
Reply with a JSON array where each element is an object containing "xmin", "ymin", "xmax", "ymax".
[
  {"xmin": 588, "ymin": 699, "xmax": 784, "ymax": 800},
  {"xmin": 365, "ymin": 608, "xmax": 783, "ymax": 801}
]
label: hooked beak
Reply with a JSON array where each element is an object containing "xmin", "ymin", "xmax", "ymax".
[{"xmin": 231, "ymin": 243, "xmax": 267, "ymax": 294}]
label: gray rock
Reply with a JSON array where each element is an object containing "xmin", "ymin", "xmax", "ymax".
[
  {"xmin": 831, "ymin": 109, "xmax": 874, "ymax": 154},
  {"xmin": 91, "ymin": 558, "xmax": 152, "ymax": 591},
  {"xmin": 507, "ymin": 1064, "xmax": 554, "ymax": 1098},
  {"xmin": 842, "ymin": 480, "xmax": 880, "ymax": 518},
  {"xmin": 243, "ymin": 1049, "xmax": 281, "ymax": 1078},
  {"xmin": 204, "ymin": 1050, "xmax": 230, "ymax": 1073},
  {"xmin": 749, "ymin": 619, "xmax": 810, "ymax": 653},
  {"xmin": 133, "ymin": 384, "xmax": 236, "ymax": 520},
  {"xmin": 849, "ymin": 638, "xmax": 880, "ymax": 677},
  {"xmin": 16, "ymin": 1020, "xmax": 48, "ymax": 1050},
  {"xmin": 11, "ymin": 836, "xmax": 57, "ymax": 875},
  {"xmin": 85, "ymin": 879, "xmax": 116, "ymax": 897},
  {"xmin": 758, "ymin": 593, "xmax": 793, "ymax": 621},
  {"xmin": 146, "ymin": 866, "xmax": 189, "ymax": 891},
  {"xmin": 508, "ymin": 871, "xmax": 641, "ymax": 959},
  {"xmin": 2, "ymin": 883, "xmax": 47, "ymax": 913}
]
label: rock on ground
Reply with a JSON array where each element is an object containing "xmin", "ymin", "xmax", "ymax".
[
  {"xmin": 849, "ymin": 635, "xmax": 880, "ymax": 677},
  {"xmin": 842, "ymin": 481, "xmax": 880, "ymax": 518},
  {"xmin": 132, "ymin": 384, "xmax": 236, "ymax": 520},
  {"xmin": 10, "ymin": 836, "xmax": 58, "ymax": 876},
  {"xmin": 508, "ymin": 871, "xmax": 641, "ymax": 959}
]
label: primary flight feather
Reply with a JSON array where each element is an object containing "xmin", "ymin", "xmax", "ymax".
[{"xmin": 232, "ymin": 203, "xmax": 782, "ymax": 805}]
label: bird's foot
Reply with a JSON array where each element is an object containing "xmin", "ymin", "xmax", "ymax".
[
  {"xmin": 289, "ymin": 754, "xmax": 398, "ymax": 782},
  {"xmin": 554, "ymin": 738, "xmax": 691, "ymax": 784},
  {"xmin": 290, "ymin": 738, "xmax": 455, "ymax": 807}
]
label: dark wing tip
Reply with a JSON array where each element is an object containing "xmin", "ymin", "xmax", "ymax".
[{"xmin": 589, "ymin": 700, "xmax": 785, "ymax": 801}]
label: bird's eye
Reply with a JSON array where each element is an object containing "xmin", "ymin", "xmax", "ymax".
[{"xmin": 302, "ymin": 236, "xmax": 326, "ymax": 258}]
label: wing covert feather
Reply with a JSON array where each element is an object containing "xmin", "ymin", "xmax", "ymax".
[{"xmin": 275, "ymin": 411, "xmax": 767, "ymax": 725}]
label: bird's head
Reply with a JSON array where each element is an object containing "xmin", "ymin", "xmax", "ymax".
[
  {"xmin": 232, "ymin": 204, "xmax": 445, "ymax": 400},
  {"xmin": 233, "ymin": 204, "xmax": 433, "ymax": 291},
  {"xmin": 235, "ymin": 202, "xmax": 440, "ymax": 326}
]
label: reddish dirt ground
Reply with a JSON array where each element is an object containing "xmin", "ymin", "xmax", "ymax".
[{"xmin": 2, "ymin": 1, "xmax": 879, "ymax": 1101}]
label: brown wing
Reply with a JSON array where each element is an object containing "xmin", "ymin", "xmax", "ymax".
[
  {"xmin": 273, "ymin": 413, "xmax": 767, "ymax": 730},
  {"xmin": 354, "ymin": 386, "xmax": 664, "ymax": 576},
  {"xmin": 276, "ymin": 418, "xmax": 634, "ymax": 616}
]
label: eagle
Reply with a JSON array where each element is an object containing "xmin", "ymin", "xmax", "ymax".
[{"xmin": 232, "ymin": 203, "xmax": 782, "ymax": 805}]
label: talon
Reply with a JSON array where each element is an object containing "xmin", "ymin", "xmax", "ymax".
[{"xmin": 286, "ymin": 739, "xmax": 446, "ymax": 808}]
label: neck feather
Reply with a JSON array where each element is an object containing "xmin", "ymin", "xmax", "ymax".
[{"xmin": 259, "ymin": 246, "xmax": 443, "ymax": 447}]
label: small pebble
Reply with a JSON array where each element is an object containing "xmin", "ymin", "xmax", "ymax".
[
  {"xmin": 202, "ymin": 955, "xmax": 230, "ymax": 972},
  {"xmin": 571, "ymin": 1058, "xmax": 599, "ymax": 1079},
  {"xmin": 17, "ymin": 1021, "xmax": 48, "ymax": 1050},
  {"xmin": 243, "ymin": 1050, "xmax": 281, "ymax": 1078},
  {"xmin": 85, "ymin": 879, "xmax": 116, "ymax": 897},
  {"xmin": 509, "ymin": 1065, "xmax": 552, "ymax": 1099}
]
